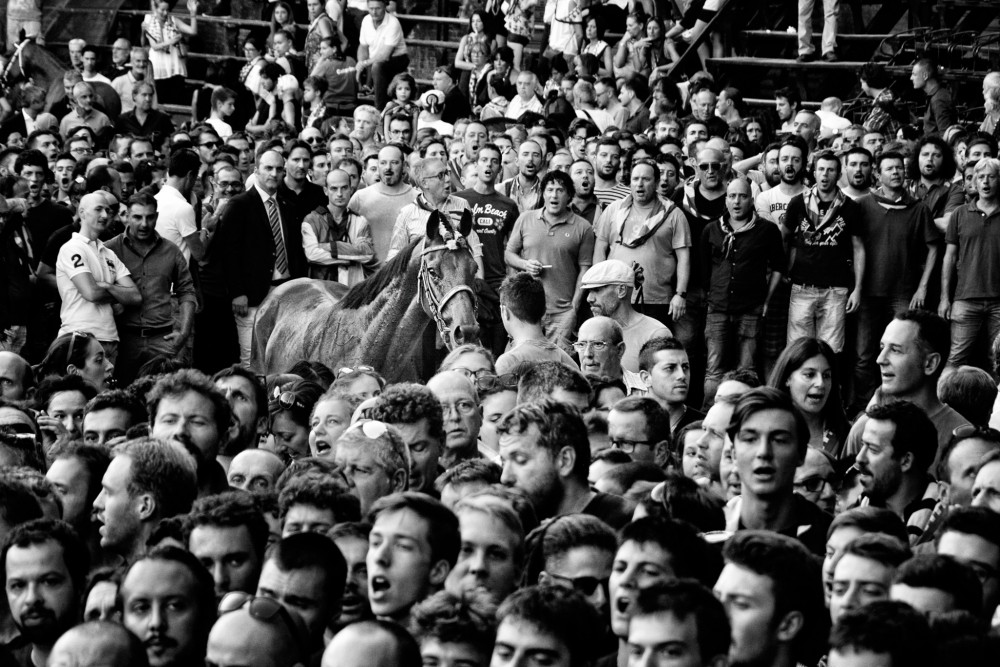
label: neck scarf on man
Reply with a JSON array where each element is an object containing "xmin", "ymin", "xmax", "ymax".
[
  {"xmin": 719, "ymin": 213, "xmax": 756, "ymax": 259},
  {"xmin": 802, "ymin": 186, "xmax": 846, "ymax": 231}
]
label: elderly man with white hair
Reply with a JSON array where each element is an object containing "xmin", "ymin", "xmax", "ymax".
[
  {"xmin": 58, "ymin": 81, "xmax": 113, "ymax": 139},
  {"xmin": 940, "ymin": 157, "xmax": 1000, "ymax": 368}
]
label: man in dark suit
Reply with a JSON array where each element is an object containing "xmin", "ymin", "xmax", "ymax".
[{"xmin": 216, "ymin": 149, "xmax": 306, "ymax": 367}]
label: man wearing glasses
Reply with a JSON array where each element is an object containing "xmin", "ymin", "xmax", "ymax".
[
  {"xmin": 575, "ymin": 316, "xmax": 646, "ymax": 396},
  {"xmin": 427, "ymin": 371, "xmax": 482, "ymax": 469}
]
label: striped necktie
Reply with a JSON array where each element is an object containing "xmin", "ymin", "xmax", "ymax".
[{"xmin": 266, "ymin": 197, "xmax": 289, "ymax": 275}]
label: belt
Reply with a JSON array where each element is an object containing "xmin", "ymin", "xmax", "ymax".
[{"xmin": 122, "ymin": 324, "xmax": 173, "ymax": 338}]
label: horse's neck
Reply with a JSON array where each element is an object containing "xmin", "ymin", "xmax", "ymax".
[{"xmin": 356, "ymin": 251, "xmax": 429, "ymax": 350}]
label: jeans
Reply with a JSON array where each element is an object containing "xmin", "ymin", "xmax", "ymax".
[
  {"xmin": 787, "ymin": 284, "xmax": 850, "ymax": 353},
  {"xmin": 704, "ymin": 308, "xmax": 762, "ymax": 402},
  {"xmin": 853, "ymin": 295, "xmax": 911, "ymax": 408},
  {"xmin": 234, "ymin": 306, "xmax": 259, "ymax": 370},
  {"xmin": 949, "ymin": 299, "xmax": 1000, "ymax": 369},
  {"xmin": 117, "ymin": 332, "xmax": 177, "ymax": 386},
  {"xmin": 798, "ymin": 0, "xmax": 839, "ymax": 56}
]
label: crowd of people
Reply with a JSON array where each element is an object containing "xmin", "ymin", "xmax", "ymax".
[{"xmin": 3, "ymin": 1, "xmax": 1000, "ymax": 667}]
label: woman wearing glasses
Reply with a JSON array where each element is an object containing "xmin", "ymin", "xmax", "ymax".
[
  {"xmin": 266, "ymin": 379, "xmax": 325, "ymax": 464},
  {"xmin": 768, "ymin": 337, "xmax": 849, "ymax": 459},
  {"xmin": 36, "ymin": 331, "xmax": 115, "ymax": 391},
  {"xmin": 330, "ymin": 365, "xmax": 386, "ymax": 401}
]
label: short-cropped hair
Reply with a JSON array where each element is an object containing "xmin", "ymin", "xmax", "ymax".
[
  {"xmin": 267, "ymin": 532, "xmax": 347, "ymax": 605},
  {"xmin": 634, "ymin": 579, "xmax": 731, "ymax": 663},
  {"xmin": 892, "ymin": 554, "xmax": 982, "ymax": 615},
  {"xmin": 1, "ymin": 519, "xmax": 89, "ymax": 591},
  {"xmin": 865, "ymin": 400, "xmax": 937, "ymax": 474},
  {"xmin": 368, "ymin": 492, "xmax": 460, "ymax": 568},
  {"xmin": 277, "ymin": 474, "xmax": 361, "ymax": 523},
  {"xmin": 496, "ymin": 585, "xmax": 602, "ymax": 665},
  {"xmin": 409, "ymin": 590, "xmax": 497, "ymax": 655},
  {"xmin": 435, "ymin": 458, "xmax": 501, "ymax": 493},
  {"xmin": 637, "ymin": 336, "xmax": 686, "ymax": 373},
  {"xmin": 842, "ymin": 532, "xmax": 911, "ymax": 569},
  {"xmin": 620, "ymin": 517, "xmax": 721, "ymax": 586},
  {"xmin": 517, "ymin": 362, "xmax": 591, "ymax": 406},
  {"xmin": 829, "ymin": 600, "xmax": 930, "ymax": 667},
  {"xmin": 827, "ymin": 506, "xmax": 908, "ymax": 545},
  {"xmin": 499, "ymin": 272, "xmax": 546, "ymax": 324},
  {"xmin": 112, "ymin": 437, "xmax": 198, "ymax": 518},
  {"xmin": 185, "ymin": 491, "xmax": 269, "ymax": 560},
  {"xmin": 727, "ymin": 387, "xmax": 809, "ymax": 456},
  {"xmin": 147, "ymin": 368, "xmax": 232, "ymax": 437}
]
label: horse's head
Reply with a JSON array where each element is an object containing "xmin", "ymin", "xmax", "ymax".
[{"xmin": 419, "ymin": 209, "xmax": 480, "ymax": 349}]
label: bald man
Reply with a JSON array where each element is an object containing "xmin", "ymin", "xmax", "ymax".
[
  {"xmin": 0, "ymin": 352, "xmax": 33, "ymax": 400},
  {"xmin": 206, "ymin": 604, "xmax": 306, "ymax": 667},
  {"xmin": 48, "ymin": 621, "xmax": 149, "ymax": 667},
  {"xmin": 227, "ymin": 449, "xmax": 286, "ymax": 494},
  {"xmin": 321, "ymin": 621, "xmax": 421, "ymax": 667},
  {"xmin": 55, "ymin": 192, "xmax": 142, "ymax": 361},
  {"xmin": 427, "ymin": 371, "xmax": 482, "ymax": 467}
]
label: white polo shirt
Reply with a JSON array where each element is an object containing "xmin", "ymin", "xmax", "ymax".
[{"xmin": 56, "ymin": 232, "xmax": 130, "ymax": 341}]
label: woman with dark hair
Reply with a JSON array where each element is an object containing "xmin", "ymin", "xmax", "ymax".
[
  {"xmin": 767, "ymin": 337, "xmax": 849, "ymax": 458},
  {"xmin": 267, "ymin": 379, "xmax": 325, "ymax": 464},
  {"xmin": 143, "ymin": 0, "xmax": 199, "ymax": 104},
  {"xmin": 578, "ymin": 14, "xmax": 613, "ymax": 76},
  {"xmin": 35, "ymin": 331, "xmax": 114, "ymax": 391},
  {"xmin": 455, "ymin": 11, "xmax": 496, "ymax": 73},
  {"xmin": 268, "ymin": 1, "xmax": 303, "ymax": 53}
]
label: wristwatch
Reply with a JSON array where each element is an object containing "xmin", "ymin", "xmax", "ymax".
[{"xmin": 676, "ymin": 291, "xmax": 687, "ymax": 299}]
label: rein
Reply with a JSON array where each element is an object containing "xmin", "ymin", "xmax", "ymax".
[{"xmin": 417, "ymin": 239, "xmax": 478, "ymax": 348}]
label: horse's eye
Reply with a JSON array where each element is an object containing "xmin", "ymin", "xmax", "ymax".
[{"xmin": 427, "ymin": 266, "xmax": 440, "ymax": 279}]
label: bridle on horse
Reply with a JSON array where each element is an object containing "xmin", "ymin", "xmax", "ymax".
[{"xmin": 417, "ymin": 236, "xmax": 478, "ymax": 348}]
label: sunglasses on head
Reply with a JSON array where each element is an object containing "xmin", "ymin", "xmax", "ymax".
[
  {"xmin": 349, "ymin": 419, "xmax": 390, "ymax": 440},
  {"xmin": 270, "ymin": 387, "xmax": 307, "ymax": 411}
]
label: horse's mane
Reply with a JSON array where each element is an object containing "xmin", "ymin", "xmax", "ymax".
[{"xmin": 338, "ymin": 237, "xmax": 422, "ymax": 309}]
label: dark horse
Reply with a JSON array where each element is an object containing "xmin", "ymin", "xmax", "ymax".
[
  {"xmin": 252, "ymin": 210, "xmax": 481, "ymax": 381},
  {"xmin": 4, "ymin": 39, "xmax": 121, "ymax": 118}
]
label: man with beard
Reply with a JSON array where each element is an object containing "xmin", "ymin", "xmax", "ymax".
[
  {"xmin": 454, "ymin": 144, "xmax": 519, "ymax": 355},
  {"xmin": 348, "ymin": 143, "xmax": 416, "ymax": 263},
  {"xmin": 506, "ymin": 170, "xmax": 594, "ymax": 352},
  {"xmin": 746, "ymin": 142, "xmax": 781, "ymax": 193},
  {"xmin": 726, "ymin": 388, "xmax": 832, "ymax": 555},
  {"xmin": 278, "ymin": 140, "xmax": 328, "ymax": 239},
  {"xmin": 909, "ymin": 134, "xmax": 963, "ymax": 232},
  {"xmin": 213, "ymin": 366, "xmax": 267, "ymax": 468},
  {"xmin": 842, "ymin": 146, "xmax": 873, "ymax": 200},
  {"xmin": 714, "ymin": 531, "xmax": 826, "ymax": 667},
  {"xmin": 498, "ymin": 399, "xmax": 632, "ymax": 528},
  {"xmin": 595, "ymin": 160, "xmax": 691, "ymax": 327},
  {"xmin": 570, "ymin": 158, "xmax": 602, "ymax": 223},
  {"xmin": 149, "ymin": 369, "xmax": 234, "ymax": 496},
  {"xmin": 498, "ymin": 138, "xmax": 544, "ymax": 213},
  {"xmin": 755, "ymin": 136, "xmax": 809, "ymax": 376},
  {"xmin": 702, "ymin": 178, "xmax": 785, "ymax": 402},
  {"xmin": 940, "ymin": 157, "xmax": 1000, "ymax": 367},
  {"xmin": 782, "ymin": 151, "xmax": 865, "ymax": 356},
  {"xmin": 427, "ymin": 371, "xmax": 482, "ymax": 469},
  {"xmin": 120, "ymin": 546, "xmax": 215, "ymax": 667},
  {"xmin": 854, "ymin": 401, "xmax": 942, "ymax": 543},
  {"xmin": 93, "ymin": 437, "xmax": 198, "ymax": 564},
  {"xmin": 3, "ymin": 519, "xmax": 87, "ymax": 667},
  {"xmin": 593, "ymin": 138, "xmax": 631, "ymax": 206},
  {"xmin": 106, "ymin": 193, "xmax": 197, "ymax": 383},
  {"xmin": 853, "ymin": 154, "xmax": 941, "ymax": 408},
  {"xmin": 575, "ymin": 316, "xmax": 647, "ymax": 395}
]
